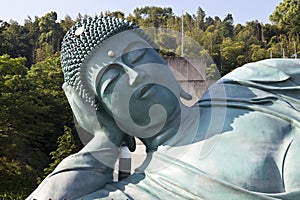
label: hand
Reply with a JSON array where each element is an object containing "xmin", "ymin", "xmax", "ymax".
[{"xmin": 62, "ymin": 83, "xmax": 135, "ymax": 151}]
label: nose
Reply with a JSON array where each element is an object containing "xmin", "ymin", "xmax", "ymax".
[{"xmin": 121, "ymin": 65, "xmax": 145, "ymax": 86}]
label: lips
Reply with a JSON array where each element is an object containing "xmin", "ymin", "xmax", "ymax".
[{"xmin": 139, "ymin": 83, "xmax": 155, "ymax": 99}]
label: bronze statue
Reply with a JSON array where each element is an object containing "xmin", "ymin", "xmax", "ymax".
[{"xmin": 27, "ymin": 16, "xmax": 300, "ymax": 200}]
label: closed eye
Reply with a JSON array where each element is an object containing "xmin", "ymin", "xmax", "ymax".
[
  {"xmin": 101, "ymin": 73, "xmax": 120, "ymax": 94},
  {"xmin": 123, "ymin": 48, "xmax": 148, "ymax": 67},
  {"xmin": 130, "ymin": 48, "xmax": 147, "ymax": 64}
]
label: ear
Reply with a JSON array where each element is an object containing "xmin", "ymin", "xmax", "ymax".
[
  {"xmin": 62, "ymin": 83, "xmax": 101, "ymax": 135},
  {"xmin": 179, "ymin": 86, "xmax": 192, "ymax": 100}
]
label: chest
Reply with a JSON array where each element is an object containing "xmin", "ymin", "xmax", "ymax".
[{"xmin": 181, "ymin": 111, "xmax": 294, "ymax": 193}]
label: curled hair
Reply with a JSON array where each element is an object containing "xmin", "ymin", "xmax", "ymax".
[{"xmin": 61, "ymin": 16, "xmax": 156, "ymax": 109}]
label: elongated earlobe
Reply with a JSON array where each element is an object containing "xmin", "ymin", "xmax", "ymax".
[
  {"xmin": 124, "ymin": 135, "xmax": 136, "ymax": 152},
  {"xmin": 179, "ymin": 86, "xmax": 192, "ymax": 100}
]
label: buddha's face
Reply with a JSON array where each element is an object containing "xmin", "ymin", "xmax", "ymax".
[{"xmin": 91, "ymin": 31, "xmax": 182, "ymax": 138}]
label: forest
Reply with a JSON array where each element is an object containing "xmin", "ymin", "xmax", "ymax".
[{"xmin": 0, "ymin": 0, "xmax": 299, "ymax": 198}]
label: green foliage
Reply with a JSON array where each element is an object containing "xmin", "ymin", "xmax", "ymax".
[
  {"xmin": 0, "ymin": 3, "xmax": 299, "ymax": 197},
  {"xmin": 0, "ymin": 52, "xmax": 73, "ymax": 196},
  {"xmin": 222, "ymin": 14, "xmax": 234, "ymax": 38},
  {"xmin": 206, "ymin": 63, "xmax": 219, "ymax": 80},
  {"xmin": 0, "ymin": 55, "xmax": 27, "ymax": 76},
  {"xmin": 221, "ymin": 38, "xmax": 246, "ymax": 74},
  {"xmin": 0, "ymin": 22, "xmax": 35, "ymax": 67},
  {"xmin": 0, "ymin": 11, "xmax": 67, "ymax": 67},
  {"xmin": 37, "ymin": 12, "xmax": 64, "ymax": 52},
  {"xmin": 105, "ymin": 11, "xmax": 125, "ymax": 19},
  {"xmin": 38, "ymin": 126, "xmax": 77, "ymax": 183},
  {"xmin": 0, "ymin": 157, "xmax": 38, "ymax": 196},
  {"xmin": 60, "ymin": 15, "xmax": 76, "ymax": 32},
  {"xmin": 35, "ymin": 42, "xmax": 55, "ymax": 63},
  {"xmin": 196, "ymin": 7, "xmax": 206, "ymax": 30},
  {"xmin": 159, "ymin": 49, "xmax": 177, "ymax": 57},
  {"xmin": 0, "ymin": 192, "xmax": 28, "ymax": 200},
  {"xmin": 133, "ymin": 6, "xmax": 173, "ymax": 28},
  {"xmin": 157, "ymin": 32, "xmax": 178, "ymax": 51},
  {"xmin": 270, "ymin": 0, "xmax": 300, "ymax": 36},
  {"xmin": 200, "ymin": 25, "xmax": 222, "ymax": 53},
  {"xmin": 25, "ymin": 53, "xmax": 73, "ymax": 154},
  {"xmin": 249, "ymin": 44, "xmax": 268, "ymax": 61}
]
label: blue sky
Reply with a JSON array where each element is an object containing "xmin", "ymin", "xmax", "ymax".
[{"xmin": 1, "ymin": 0, "xmax": 282, "ymax": 25}]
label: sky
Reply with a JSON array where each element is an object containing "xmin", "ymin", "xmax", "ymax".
[{"xmin": 1, "ymin": 0, "xmax": 282, "ymax": 25}]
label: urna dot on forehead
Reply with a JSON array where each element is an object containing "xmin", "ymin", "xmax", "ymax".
[{"xmin": 61, "ymin": 16, "xmax": 157, "ymax": 109}]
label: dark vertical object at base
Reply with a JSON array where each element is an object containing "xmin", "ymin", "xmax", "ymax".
[
  {"xmin": 118, "ymin": 145, "xmax": 132, "ymax": 181},
  {"xmin": 118, "ymin": 158, "xmax": 131, "ymax": 181}
]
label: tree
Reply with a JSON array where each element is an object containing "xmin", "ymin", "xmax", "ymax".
[
  {"xmin": 270, "ymin": 0, "xmax": 300, "ymax": 37},
  {"xmin": 236, "ymin": 21, "xmax": 264, "ymax": 45},
  {"xmin": 105, "ymin": 11, "xmax": 125, "ymax": 19},
  {"xmin": 37, "ymin": 12, "xmax": 64, "ymax": 52},
  {"xmin": 23, "ymin": 17, "xmax": 40, "ymax": 66},
  {"xmin": 0, "ymin": 12, "xmax": 66, "ymax": 67},
  {"xmin": 26, "ymin": 54, "xmax": 73, "ymax": 146},
  {"xmin": 0, "ymin": 21, "xmax": 35, "ymax": 67},
  {"xmin": 60, "ymin": 15, "xmax": 75, "ymax": 33},
  {"xmin": 176, "ymin": 35, "xmax": 203, "ymax": 58},
  {"xmin": 0, "ymin": 55, "xmax": 41, "ymax": 195},
  {"xmin": 157, "ymin": 32, "xmax": 178, "ymax": 51},
  {"xmin": 35, "ymin": 42, "xmax": 55, "ymax": 63},
  {"xmin": 263, "ymin": 23, "xmax": 281, "ymax": 45},
  {"xmin": 222, "ymin": 14, "xmax": 234, "ymax": 38},
  {"xmin": 0, "ymin": 54, "xmax": 74, "ymax": 196},
  {"xmin": 2, "ymin": 6, "xmax": 300, "ymax": 197},
  {"xmin": 196, "ymin": 7, "xmax": 206, "ymax": 30},
  {"xmin": 200, "ymin": 24, "xmax": 223, "ymax": 68},
  {"xmin": 39, "ymin": 126, "xmax": 77, "ymax": 182},
  {"xmin": 133, "ymin": 6, "xmax": 173, "ymax": 28},
  {"xmin": 221, "ymin": 38, "xmax": 246, "ymax": 74},
  {"xmin": 249, "ymin": 44, "xmax": 268, "ymax": 61},
  {"xmin": 204, "ymin": 16, "xmax": 215, "ymax": 30}
]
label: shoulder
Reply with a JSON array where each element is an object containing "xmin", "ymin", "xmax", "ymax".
[{"xmin": 222, "ymin": 59, "xmax": 300, "ymax": 83}]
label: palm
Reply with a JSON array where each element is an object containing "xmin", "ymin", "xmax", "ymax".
[{"xmin": 62, "ymin": 84, "xmax": 135, "ymax": 150}]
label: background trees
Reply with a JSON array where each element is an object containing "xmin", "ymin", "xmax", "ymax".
[
  {"xmin": 128, "ymin": 4, "xmax": 298, "ymax": 76},
  {"xmin": 0, "ymin": 1, "xmax": 299, "ymax": 197},
  {"xmin": 270, "ymin": 0, "xmax": 300, "ymax": 37},
  {"xmin": 269, "ymin": 0, "xmax": 300, "ymax": 57},
  {"xmin": 0, "ymin": 53, "xmax": 74, "ymax": 198}
]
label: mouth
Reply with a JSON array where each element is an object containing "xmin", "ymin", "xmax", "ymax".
[{"xmin": 139, "ymin": 83, "xmax": 155, "ymax": 99}]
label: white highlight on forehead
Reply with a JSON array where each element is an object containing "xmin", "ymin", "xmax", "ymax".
[{"xmin": 107, "ymin": 50, "xmax": 115, "ymax": 58}]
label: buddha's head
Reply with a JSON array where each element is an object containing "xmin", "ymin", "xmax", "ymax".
[{"xmin": 61, "ymin": 16, "xmax": 191, "ymax": 151}]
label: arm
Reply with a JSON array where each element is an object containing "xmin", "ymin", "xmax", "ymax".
[
  {"xmin": 27, "ymin": 85, "xmax": 128, "ymax": 200},
  {"xmin": 27, "ymin": 134, "xmax": 120, "ymax": 200}
]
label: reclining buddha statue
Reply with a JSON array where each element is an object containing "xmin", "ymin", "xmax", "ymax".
[{"xmin": 27, "ymin": 16, "xmax": 300, "ymax": 200}]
